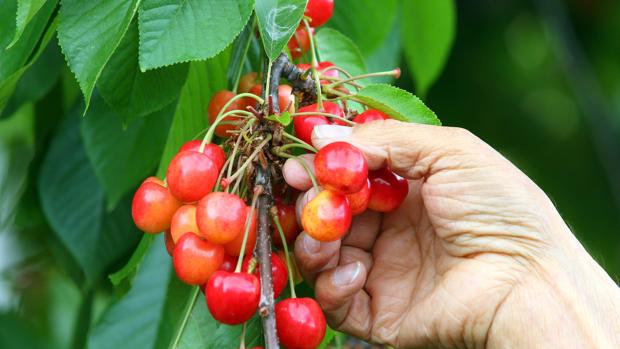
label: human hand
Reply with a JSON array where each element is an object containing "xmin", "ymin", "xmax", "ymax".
[{"xmin": 287, "ymin": 120, "xmax": 620, "ymax": 348}]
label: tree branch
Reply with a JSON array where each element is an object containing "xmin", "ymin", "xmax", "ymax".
[{"xmin": 272, "ymin": 53, "xmax": 317, "ymax": 105}]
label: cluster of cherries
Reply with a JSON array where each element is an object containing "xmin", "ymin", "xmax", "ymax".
[{"xmin": 131, "ymin": 0, "xmax": 409, "ymax": 348}]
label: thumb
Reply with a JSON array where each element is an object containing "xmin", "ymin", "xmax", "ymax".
[{"xmin": 312, "ymin": 119, "xmax": 474, "ymax": 180}]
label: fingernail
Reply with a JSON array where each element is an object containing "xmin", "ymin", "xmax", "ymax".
[
  {"xmin": 302, "ymin": 233, "xmax": 320, "ymax": 253},
  {"xmin": 332, "ymin": 262, "xmax": 362, "ymax": 286},
  {"xmin": 312, "ymin": 125, "xmax": 353, "ymax": 140}
]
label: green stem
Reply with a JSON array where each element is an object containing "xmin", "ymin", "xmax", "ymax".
[
  {"xmin": 282, "ymin": 131, "xmax": 317, "ymax": 152},
  {"xmin": 274, "ymin": 151, "xmax": 320, "ymax": 192},
  {"xmin": 292, "ymin": 111, "xmax": 356, "ymax": 126},
  {"xmin": 326, "ymin": 69, "xmax": 400, "ymax": 89},
  {"xmin": 227, "ymin": 135, "xmax": 272, "ymax": 185},
  {"xmin": 277, "ymin": 142, "xmax": 317, "ymax": 153},
  {"xmin": 235, "ymin": 190, "xmax": 261, "ymax": 273},
  {"xmin": 303, "ymin": 18, "xmax": 323, "ymax": 111},
  {"xmin": 272, "ymin": 213, "xmax": 297, "ymax": 298},
  {"xmin": 200, "ymin": 109, "xmax": 254, "ymax": 150},
  {"xmin": 239, "ymin": 322, "xmax": 247, "ymax": 349},
  {"xmin": 232, "ymin": 17, "xmax": 256, "ymax": 94},
  {"xmin": 169, "ymin": 287, "xmax": 200, "ymax": 349}
]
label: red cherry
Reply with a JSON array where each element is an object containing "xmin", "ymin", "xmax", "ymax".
[
  {"xmin": 164, "ymin": 230, "xmax": 175, "ymax": 256},
  {"xmin": 314, "ymin": 142, "xmax": 368, "ymax": 194},
  {"xmin": 288, "ymin": 27, "xmax": 313, "ymax": 59},
  {"xmin": 353, "ymin": 109, "xmax": 389, "ymax": 124},
  {"xmin": 166, "ymin": 151, "xmax": 218, "ymax": 203},
  {"xmin": 276, "ymin": 250, "xmax": 303, "ymax": 285},
  {"xmin": 170, "ymin": 204, "xmax": 200, "ymax": 243},
  {"xmin": 218, "ymin": 253, "xmax": 237, "ymax": 272},
  {"xmin": 173, "ymin": 233, "xmax": 224, "ymax": 285},
  {"xmin": 304, "ymin": 0, "xmax": 333, "ymax": 27},
  {"xmin": 272, "ymin": 203, "xmax": 300, "ymax": 246},
  {"xmin": 294, "ymin": 101, "xmax": 344, "ymax": 145},
  {"xmin": 196, "ymin": 192, "xmax": 248, "ymax": 244},
  {"xmin": 242, "ymin": 254, "xmax": 288, "ymax": 299},
  {"xmin": 132, "ymin": 177, "xmax": 182, "ymax": 233},
  {"xmin": 368, "ymin": 167, "xmax": 409, "ymax": 212},
  {"xmin": 302, "ymin": 190, "xmax": 352, "ymax": 242},
  {"xmin": 276, "ymin": 298, "xmax": 326, "ymax": 349},
  {"xmin": 297, "ymin": 61, "xmax": 338, "ymax": 84},
  {"xmin": 346, "ymin": 179, "xmax": 371, "ymax": 215},
  {"xmin": 205, "ymin": 271, "xmax": 260, "ymax": 325},
  {"xmin": 238, "ymin": 72, "xmax": 260, "ymax": 94},
  {"xmin": 224, "ymin": 207, "xmax": 257, "ymax": 256},
  {"xmin": 178, "ymin": 140, "xmax": 226, "ymax": 171},
  {"xmin": 249, "ymin": 84, "xmax": 295, "ymax": 114},
  {"xmin": 207, "ymin": 90, "xmax": 245, "ymax": 138}
]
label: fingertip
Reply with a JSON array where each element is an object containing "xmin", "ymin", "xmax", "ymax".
[
  {"xmin": 311, "ymin": 124, "xmax": 353, "ymax": 149},
  {"xmin": 294, "ymin": 232, "xmax": 340, "ymax": 283},
  {"xmin": 314, "ymin": 261, "xmax": 367, "ymax": 327}
]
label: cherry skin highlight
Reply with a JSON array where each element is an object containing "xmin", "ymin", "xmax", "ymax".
[
  {"xmin": 302, "ymin": 190, "xmax": 352, "ymax": 242},
  {"xmin": 178, "ymin": 140, "xmax": 226, "ymax": 171},
  {"xmin": 173, "ymin": 233, "xmax": 224, "ymax": 285},
  {"xmin": 132, "ymin": 177, "xmax": 182, "ymax": 233},
  {"xmin": 353, "ymin": 109, "xmax": 389, "ymax": 124},
  {"xmin": 166, "ymin": 151, "xmax": 218, "ymax": 203},
  {"xmin": 272, "ymin": 202, "xmax": 300, "ymax": 246},
  {"xmin": 223, "ymin": 207, "xmax": 257, "ymax": 256},
  {"xmin": 276, "ymin": 298, "xmax": 326, "ymax": 349},
  {"xmin": 346, "ymin": 178, "xmax": 371, "ymax": 215},
  {"xmin": 170, "ymin": 204, "xmax": 200, "ymax": 243},
  {"xmin": 314, "ymin": 141, "xmax": 368, "ymax": 194},
  {"xmin": 196, "ymin": 192, "xmax": 248, "ymax": 244},
  {"xmin": 304, "ymin": 0, "xmax": 334, "ymax": 27},
  {"xmin": 367, "ymin": 167, "xmax": 409, "ymax": 212},
  {"xmin": 207, "ymin": 90, "xmax": 246, "ymax": 138},
  {"xmin": 205, "ymin": 271, "xmax": 260, "ymax": 325},
  {"xmin": 242, "ymin": 253, "xmax": 288, "ymax": 299}
]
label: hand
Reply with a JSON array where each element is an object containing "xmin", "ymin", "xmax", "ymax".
[{"xmin": 287, "ymin": 120, "xmax": 620, "ymax": 348}]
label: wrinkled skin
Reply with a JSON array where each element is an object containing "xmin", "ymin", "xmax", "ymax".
[{"xmin": 289, "ymin": 120, "xmax": 620, "ymax": 348}]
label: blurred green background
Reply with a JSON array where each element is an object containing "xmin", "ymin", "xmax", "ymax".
[{"xmin": 0, "ymin": 0, "xmax": 619, "ymax": 348}]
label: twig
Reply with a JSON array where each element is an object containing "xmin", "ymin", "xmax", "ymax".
[{"xmin": 271, "ymin": 53, "xmax": 318, "ymax": 101}]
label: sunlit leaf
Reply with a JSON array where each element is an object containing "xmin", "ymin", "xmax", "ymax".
[{"xmin": 255, "ymin": 0, "xmax": 307, "ymax": 61}]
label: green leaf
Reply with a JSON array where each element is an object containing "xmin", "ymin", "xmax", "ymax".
[
  {"xmin": 401, "ymin": 0, "xmax": 455, "ymax": 97},
  {"xmin": 0, "ymin": 0, "xmax": 57, "ymax": 114},
  {"xmin": 98, "ymin": 21, "xmax": 189, "ymax": 123},
  {"xmin": 88, "ymin": 236, "xmax": 175, "ymax": 349},
  {"xmin": 326, "ymin": 0, "xmax": 397, "ymax": 54},
  {"xmin": 81, "ymin": 94, "xmax": 175, "ymax": 209},
  {"xmin": 315, "ymin": 28, "xmax": 367, "ymax": 78},
  {"xmin": 138, "ymin": 0, "xmax": 253, "ymax": 71},
  {"xmin": 353, "ymin": 84, "xmax": 441, "ymax": 125},
  {"xmin": 7, "ymin": 0, "xmax": 48, "ymax": 48},
  {"xmin": 363, "ymin": 19, "xmax": 401, "ymax": 84},
  {"xmin": 108, "ymin": 234, "xmax": 154, "ymax": 286},
  {"xmin": 38, "ymin": 110, "xmax": 141, "ymax": 282},
  {"xmin": 266, "ymin": 111, "xmax": 291, "ymax": 126},
  {"xmin": 255, "ymin": 0, "xmax": 307, "ymax": 61},
  {"xmin": 227, "ymin": 15, "xmax": 256, "ymax": 90},
  {"xmin": 58, "ymin": 0, "xmax": 140, "ymax": 111}
]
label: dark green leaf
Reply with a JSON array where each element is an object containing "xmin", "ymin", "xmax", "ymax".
[
  {"xmin": 7, "ymin": 0, "xmax": 48, "ymax": 48},
  {"xmin": 315, "ymin": 28, "xmax": 366, "ymax": 78},
  {"xmin": 98, "ymin": 21, "xmax": 189, "ymax": 123},
  {"xmin": 255, "ymin": 0, "xmax": 307, "ymax": 61},
  {"xmin": 401, "ymin": 0, "xmax": 455, "ymax": 97},
  {"xmin": 81, "ymin": 94, "xmax": 175, "ymax": 209},
  {"xmin": 363, "ymin": 19, "xmax": 402, "ymax": 84},
  {"xmin": 58, "ymin": 0, "xmax": 140, "ymax": 110},
  {"xmin": 227, "ymin": 16, "xmax": 256, "ymax": 90},
  {"xmin": 326, "ymin": 0, "xmax": 397, "ymax": 53},
  {"xmin": 138, "ymin": 0, "xmax": 253, "ymax": 71},
  {"xmin": 108, "ymin": 234, "xmax": 154, "ymax": 286},
  {"xmin": 353, "ymin": 84, "xmax": 440, "ymax": 125}
]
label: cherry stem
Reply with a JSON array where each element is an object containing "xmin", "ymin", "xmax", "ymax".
[
  {"xmin": 326, "ymin": 69, "xmax": 401, "ymax": 89},
  {"xmin": 274, "ymin": 151, "xmax": 320, "ymax": 192},
  {"xmin": 214, "ymin": 156, "xmax": 233, "ymax": 192},
  {"xmin": 271, "ymin": 211, "xmax": 297, "ymax": 298},
  {"xmin": 281, "ymin": 131, "xmax": 317, "ymax": 152},
  {"xmin": 201, "ymin": 107, "xmax": 255, "ymax": 149},
  {"xmin": 303, "ymin": 18, "xmax": 324, "ymax": 111},
  {"xmin": 235, "ymin": 187, "xmax": 261, "ymax": 273},
  {"xmin": 276, "ymin": 142, "xmax": 316, "ymax": 153},
  {"xmin": 228, "ymin": 135, "xmax": 272, "ymax": 187},
  {"xmin": 169, "ymin": 287, "xmax": 200, "ymax": 348},
  {"xmin": 239, "ymin": 322, "xmax": 247, "ymax": 349},
  {"xmin": 320, "ymin": 75, "xmax": 363, "ymax": 89},
  {"xmin": 291, "ymin": 111, "xmax": 356, "ymax": 126}
]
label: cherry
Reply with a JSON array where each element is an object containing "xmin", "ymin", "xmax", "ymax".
[
  {"xmin": 207, "ymin": 90, "xmax": 246, "ymax": 138},
  {"xmin": 242, "ymin": 254, "xmax": 288, "ymax": 299},
  {"xmin": 367, "ymin": 167, "xmax": 409, "ymax": 212},
  {"xmin": 353, "ymin": 109, "xmax": 389, "ymax": 124},
  {"xmin": 219, "ymin": 253, "xmax": 237, "ymax": 272},
  {"xmin": 314, "ymin": 141, "xmax": 368, "ymax": 194},
  {"xmin": 238, "ymin": 72, "xmax": 260, "ymax": 94},
  {"xmin": 166, "ymin": 151, "xmax": 218, "ymax": 203},
  {"xmin": 132, "ymin": 177, "xmax": 182, "ymax": 233},
  {"xmin": 346, "ymin": 178, "xmax": 371, "ymax": 215},
  {"xmin": 224, "ymin": 207, "xmax": 257, "ymax": 256},
  {"xmin": 288, "ymin": 27, "xmax": 313, "ymax": 59},
  {"xmin": 173, "ymin": 233, "xmax": 224, "ymax": 285},
  {"xmin": 304, "ymin": 0, "xmax": 334, "ymax": 27},
  {"xmin": 170, "ymin": 204, "xmax": 200, "ymax": 243},
  {"xmin": 205, "ymin": 271, "xmax": 260, "ymax": 325},
  {"xmin": 178, "ymin": 140, "xmax": 226, "ymax": 171},
  {"xmin": 164, "ymin": 230, "xmax": 175, "ymax": 256},
  {"xmin": 297, "ymin": 61, "xmax": 338, "ymax": 84},
  {"xmin": 249, "ymin": 84, "xmax": 295, "ymax": 114},
  {"xmin": 302, "ymin": 190, "xmax": 352, "ymax": 242},
  {"xmin": 272, "ymin": 202, "xmax": 300, "ymax": 246},
  {"xmin": 276, "ymin": 250, "xmax": 303, "ymax": 285},
  {"xmin": 282, "ymin": 154, "xmax": 316, "ymax": 191},
  {"xmin": 294, "ymin": 101, "xmax": 344, "ymax": 145},
  {"xmin": 196, "ymin": 192, "xmax": 248, "ymax": 244},
  {"xmin": 275, "ymin": 298, "xmax": 326, "ymax": 349}
]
